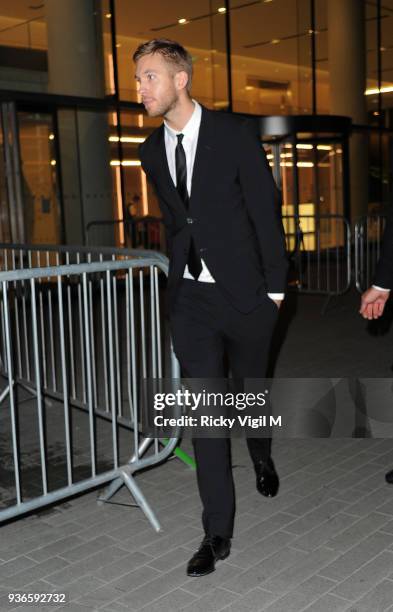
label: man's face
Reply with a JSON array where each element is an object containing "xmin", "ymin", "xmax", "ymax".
[{"xmin": 135, "ymin": 52, "xmax": 182, "ymax": 117}]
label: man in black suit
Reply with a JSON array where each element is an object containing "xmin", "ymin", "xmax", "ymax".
[
  {"xmin": 360, "ymin": 212, "xmax": 392, "ymax": 481},
  {"xmin": 134, "ymin": 39, "xmax": 288, "ymax": 577}
]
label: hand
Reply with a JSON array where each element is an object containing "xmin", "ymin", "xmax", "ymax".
[{"xmin": 359, "ymin": 287, "xmax": 390, "ymax": 320}]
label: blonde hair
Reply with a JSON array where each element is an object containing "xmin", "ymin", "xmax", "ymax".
[{"xmin": 133, "ymin": 38, "xmax": 193, "ymax": 91}]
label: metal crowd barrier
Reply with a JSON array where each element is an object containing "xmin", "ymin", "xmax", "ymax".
[
  {"xmin": 85, "ymin": 217, "xmax": 168, "ymax": 253},
  {"xmin": 0, "ymin": 243, "xmax": 170, "ymax": 421},
  {"xmin": 0, "ymin": 253, "xmax": 181, "ymax": 530},
  {"xmin": 283, "ymin": 214, "xmax": 351, "ymax": 295},
  {"xmin": 354, "ymin": 214, "xmax": 387, "ymax": 293},
  {"xmin": 0, "ymin": 241, "xmax": 169, "ymax": 269},
  {"xmin": 84, "ymin": 214, "xmax": 353, "ymax": 297}
]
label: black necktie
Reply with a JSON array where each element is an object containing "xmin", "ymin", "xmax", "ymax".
[{"xmin": 175, "ymin": 133, "xmax": 202, "ymax": 280}]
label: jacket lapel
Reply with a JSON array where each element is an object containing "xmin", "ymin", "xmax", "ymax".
[
  {"xmin": 145, "ymin": 105, "xmax": 214, "ymax": 216},
  {"xmin": 155, "ymin": 125, "xmax": 187, "ymax": 217},
  {"xmin": 189, "ymin": 105, "xmax": 214, "ymax": 211}
]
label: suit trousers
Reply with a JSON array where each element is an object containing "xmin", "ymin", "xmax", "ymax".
[{"xmin": 169, "ymin": 279, "xmax": 279, "ymax": 538}]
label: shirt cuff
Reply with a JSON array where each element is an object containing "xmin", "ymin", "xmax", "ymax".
[
  {"xmin": 267, "ymin": 293, "xmax": 285, "ymax": 300},
  {"xmin": 372, "ymin": 285, "xmax": 391, "ymax": 292}
]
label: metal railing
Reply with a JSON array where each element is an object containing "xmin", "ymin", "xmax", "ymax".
[
  {"xmin": 85, "ymin": 218, "xmax": 167, "ymax": 253},
  {"xmin": 0, "ymin": 252, "xmax": 181, "ymax": 530},
  {"xmin": 84, "ymin": 214, "xmax": 353, "ymax": 297},
  {"xmin": 283, "ymin": 214, "xmax": 352, "ymax": 295},
  {"xmin": 0, "ymin": 243, "xmax": 170, "ymax": 422},
  {"xmin": 354, "ymin": 214, "xmax": 387, "ymax": 293}
]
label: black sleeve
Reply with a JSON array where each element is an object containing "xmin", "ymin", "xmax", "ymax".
[
  {"xmin": 237, "ymin": 119, "xmax": 288, "ymax": 292},
  {"xmin": 374, "ymin": 210, "xmax": 393, "ymax": 289}
]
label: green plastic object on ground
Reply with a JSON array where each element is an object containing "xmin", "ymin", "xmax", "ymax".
[{"xmin": 161, "ymin": 439, "xmax": 196, "ymax": 469}]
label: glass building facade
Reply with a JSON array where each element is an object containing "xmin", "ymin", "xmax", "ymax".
[{"xmin": 0, "ymin": 0, "xmax": 391, "ymax": 246}]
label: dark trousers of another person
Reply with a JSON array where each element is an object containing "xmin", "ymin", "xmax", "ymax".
[{"xmin": 169, "ymin": 279, "xmax": 279, "ymax": 539}]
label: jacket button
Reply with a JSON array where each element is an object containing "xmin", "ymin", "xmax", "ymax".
[{"xmin": 186, "ymin": 217, "xmax": 194, "ymax": 224}]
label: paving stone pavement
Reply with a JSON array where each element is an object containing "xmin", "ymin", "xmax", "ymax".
[{"xmin": 2, "ymin": 290, "xmax": 393, "ymax": 611}]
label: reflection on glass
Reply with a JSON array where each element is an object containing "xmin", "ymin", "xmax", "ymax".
[
  {"xmin": 229, "ymin": 0, "xmax": 313, "ymax": 114},
  {"xmin": 0, "ymin": 111, "xmax": 11, "ymax": 242},
  {"xmin": 107, "ymin": 109, "xmax": 163, "ymax": 247},
  {"xmin": 314, "ymin": 0, "xmax": 329, "ymax": 114},
  {"xmin": 365, "ymin": 0, "xmax": 379, "ymax": 118},
  {"xmin": 0, "ymin": 2, "xmax": 47, "ymax": 53},
  {"xmin": 17, "ymin": 111, "xmax": 61, "ymax": 245}
]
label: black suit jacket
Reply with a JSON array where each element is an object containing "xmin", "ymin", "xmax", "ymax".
[
  {"xmin": 138, "ymin": 104, "xmax": 288, "ymax": 313},
  {"xmin": 374, "ymin": 210, "xmax": 393, "ymax": 289}
]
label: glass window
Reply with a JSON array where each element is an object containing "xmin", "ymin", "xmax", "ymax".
[
  {"xmin": 380, "ymin": 0, "xmax": 393, "ymax": 124},
  {"xmin": 0, "ymin": 1, "xmax": 109, "ymax": 98},
  {"xmin": 366, "ymin": 1, "xmax": 379, "ymax": 118},
  {"xmin": 229, "ymin": 0, "xmax": 313, "ymax": 115},
  {"xmin": 17, "ymin": 109, "xmax": 62, "ymax": 245},
  {"xmin": 112, "ymin": 0, "xmax": 229, "ymax": 110},
  {"xmin": 314, "ymin": 0, "xmax": 329, "ymax": 114}
]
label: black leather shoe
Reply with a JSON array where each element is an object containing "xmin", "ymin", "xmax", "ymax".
[
  {"xmin": 186, "ymin": 535, "xmax": 231, "ymax": 577},
  {"xmin": 255, "ymin": 457, "xmax": 279, "ymax": 497},
  {"xmin": 385, "ymin": 469, "xmax": 393, "ymax": 484}
]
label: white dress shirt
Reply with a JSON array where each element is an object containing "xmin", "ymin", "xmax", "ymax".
[{"xmin": 163, "ymin": 99, "xmax": 284, "ymax": 300}]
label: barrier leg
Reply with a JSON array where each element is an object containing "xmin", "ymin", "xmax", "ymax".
[
  {"xmin": 321, "ymin": 294, "xmax": 335, "ymax": 316},
  {"xmin": 97, "ymin": 436, "xmax": 154, "ymax": 504},
  {"xmin": 0, "ymin": 383, "xmax": 10, "ymax": 403},
  {"xmin": 120, "ymin": 468, "xmax": 162, "ymax": 532},
  {"xmin": 97, "ymin": 477, "xmax": 124, "ymax": 505}
]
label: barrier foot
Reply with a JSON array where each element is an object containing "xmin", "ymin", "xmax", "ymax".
[
  {"xmin": 97, "ymin": 476, "xmax": 124, "ymax": 505},
  {"xmin": 160, "ymin": 438, "xmax": 196, "ymax": 469},
  {"xmin": 97, "ymin": 437, "xmax": 156, "ymax": 504},
  {"xmin": 0, "ymin": 383, "xmax": 10, "ymax": 404},
  {"xmin": 120, "ymin": 469, "xmax": 162, "ymax": 532},
  {"xmin": 321, "ymin": 294, "xmax": 334, "ymax": 316}
]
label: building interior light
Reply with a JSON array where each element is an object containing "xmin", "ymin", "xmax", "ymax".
[
  {"xmin": 178, "ymin": 18, "xmax": 187, "ymax": 24},
  {"xmin": 271, "ymin": 39, "xmax": 280, "ymax": 44},
  {"xmin": 280, "ymin": 161, "xmax": 314, "ymax": 167},
  {"xmin": 270, "ymin": 144, "xmax": 333, "ymax": 157},
  {"xmin": 218, "ymin": 7, "xmax": 226, "ymax": 13},
  {"xmin": 48, "ymin": 134, "xmax": 54, "ymax": 140},
  {"xmin": 109, "ymin": 136, "xmax": 146, "ymax": 143},
  {"xmin": 105, "ymin": 13, "xmax": 111, "ymax": 18},
  {"xmin": 50, "ymin": 160, "xmax": 56, "ymax": 165},
  {"xmin": 110, "ymin": 160, "xmax": 141, "ymax": 166},
  {"xmin": 365, "ymin": 85, "xmax": 393, "ymax": 95}
]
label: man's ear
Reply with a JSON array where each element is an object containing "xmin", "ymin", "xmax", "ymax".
[{"xmin": 174, "ymin": 70, "xmax": 189, "ymax": 91}]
